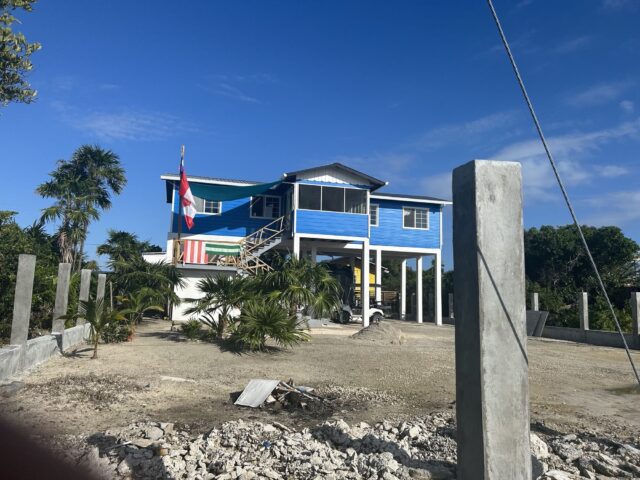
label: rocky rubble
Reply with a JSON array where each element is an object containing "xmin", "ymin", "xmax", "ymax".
[{"xmin": 80, "ymin": 412, "xmax": 639, "ymax": 480}]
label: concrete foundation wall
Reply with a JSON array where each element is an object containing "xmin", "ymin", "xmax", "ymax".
[
  {"xmin": 542, "ymin": 326, "xmax": 639, "ymax": 349},
  {"xmin": 0, "ymin": 324, "xmax": 91, "ymax": 383}
]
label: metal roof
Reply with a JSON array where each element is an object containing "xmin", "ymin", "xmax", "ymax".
[
  {"xmin": 161, "ymin": 173, "xmax": 261, "ymax": 185},
  {"xmin": 370, "ymin": 192, "xmax": 452, "ymax": 205},
  {"xmin": 282, "ymin": 162, "xmax": 387, "ymax": 190}
]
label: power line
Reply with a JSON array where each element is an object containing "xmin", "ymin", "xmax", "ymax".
[{"xmin": 486, "ymin": 0, "xmax": 640, "ymax": 386}]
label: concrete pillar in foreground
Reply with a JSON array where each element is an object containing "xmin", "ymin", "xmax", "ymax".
[
  {"xmin": 375, "ymin": 249, "xmax": 382, "ymax": 304},
  {"xmin": 310, "ymin": 246, "xmax": 317, "ymax": 264},
  {"xmin": 10, "ymin": 254, "xmax": 37, "ymax": 345},
  {"xmin": 361, "ymin": 241, "xmax": 370, "ymax": 327},
  {"xmin": 452, "ymin": 160, "xmax": 530, "ymax": 480},
  {"xmin": 434, "ymin": 252, "xmax": 442, "ymax": 326},
  {"xmin": 400, "ymin": 259, "xmax": 407, "ymax": 320},
  {"xmin": 77, "ymin": 269, "xmax": 92, "ymax": 325},
  {"xmin": 631, "ymin": 292, "xmax": 639, "ymax": 342},
  {"xmin": 416, "ymin": 256, "xmax": 423, "ymax": 323},
  {"xmin": 578, "ymin": 292, "xmax": 589, "ymax": 331},
  {"xmin": 51, "ymin": 263, "xmax": 72, "ymax": 333},
  {"xmin": 449, "ymin": 293, "xmax": 454, "ymax": 319},
  {"xmin": 96, "ymin": 273, "xmax": 107, "ymax": 303},
  {"xmin": 531, "ymin": 292, "xmax": 539, "ymax": 312}
]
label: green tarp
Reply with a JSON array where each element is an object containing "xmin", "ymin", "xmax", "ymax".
[
  {"xmin": 190, "ymin": 180, "xmax": 282, "ymax": 202},
  {"xmin": 205, "ymin": 243, "xmax": 241, "ymax": 256}
]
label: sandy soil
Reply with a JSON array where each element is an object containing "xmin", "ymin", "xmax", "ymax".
[{"xmin": 1, "ymin": 318, "xmax": 639, "ymax": 443}]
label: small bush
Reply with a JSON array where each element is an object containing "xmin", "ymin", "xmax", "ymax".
[
  {"xmin": 181, "ymin": 319, "xmax": 202, "ymax": 340},
  {"xmin": 230, "ymin": 299, "xmax": 310, "ymax": 351},
  {"xmin": 102, "ymin": 321, "xmax": 132, "ymax": 343}
]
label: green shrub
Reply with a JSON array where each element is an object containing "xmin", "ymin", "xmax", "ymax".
[
  {"xmin": 101, "ymin": 320, "xmax": 132, "ymax": 343},
  {"xmin": 230, "ymin": 299, "xmax": 310, "ymax": 351},
  {"xmin": 180, "ymin": 319, "xmax": 202, "ymax": 340}
]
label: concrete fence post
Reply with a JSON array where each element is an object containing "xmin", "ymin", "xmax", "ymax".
[
  {"xmin": 10, "ymin": 254, "xmax": 37, "ymax": 346},
  {"xmin": 453, "ymin": 160, "xmax": 531, "ymax": 480},
  {"xmin": 77, "ymin": 269, "xmax": 92, "ymax": 325},
  {"xmin": 531, "ymin": 292, "xmax": 539, "ymax": 312},
  {"xmin": 96, "ymin": 273, "xmax": 107, "ymax": 303},
  {"xmin": 51, "ymin": 263, "xmax": 72, "ymax": 333},
  {"xmin": 631, "ymin": 292, "xmax": 639, "ymax": 345},
  {"xmin": 448, "ymin": 292, "xmax": 454, "ymax": 319},
  {"xmin": 578, "ymin": 292, "xmax": 589, "ymax": 331}
]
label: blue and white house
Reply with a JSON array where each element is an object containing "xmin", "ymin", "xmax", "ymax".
[{"xmin": 159, "ymin": 163, "xmax": 451, "ymax": 326}]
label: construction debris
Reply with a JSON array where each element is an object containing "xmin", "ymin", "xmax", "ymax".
[{"xmin": 234, "ymin": 379, "xmax": 326, "ymax": 410}]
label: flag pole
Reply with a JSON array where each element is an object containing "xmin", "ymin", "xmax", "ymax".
[{"xmin": 175, "ymin": 145, "xmax": 185, "ymax": 264}]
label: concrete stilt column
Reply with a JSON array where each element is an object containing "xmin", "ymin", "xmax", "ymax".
[
  {"xmin": 361, "ymin": 240, "xmax": 370, "ymax": 328},
  {"xmin": 292, "ymin": 235, "xmax": 300, "ymax": 260},
  {"xmin": 96, "ymin": 274, "xmax": 107, "ymax": 303},
  {"xmin": 310, "ymin": 246, "xmax": 317, "ymax": 264},
  {"xmin": 452, "ymin": 160, "xmax": 530, "ymax": 480},
  {"xmin": 416, "ymin": 256, "xmax": 423, "ymax": 323},
  {"xmin": 77, "ymin": 269, "xmax": 92, "ymax": 325},
  {"xmin": 400, "ymin": 259, "xmax": 407, "ymax": 320},
  {"xmin": 531, "ymin": 292, "xmax": 539, "ymax": 312},
  {"xmin": 578, "ymin": 292, "xmax": 589, "ymax": 331},
  {"xmin": 434, "ymin": 252, "xmax": 442, "ymax": 326},
  {"xmin": 52, "ymin": 263, "xmax": 72, "ymax": 333},
  {"xmin": 10, "ymin": 254, "xmax": 37, "ymax": 346},
  {"xmin": 631, "ymin": 292, "xmax": 639, "ymax": 343},
  {"xmin": 375, "ymin": 249, "xmax": 382, "ymax": 305},
  {"xmin": 448, "ymin": 293, "xmax": 454, "ymax": 319}
]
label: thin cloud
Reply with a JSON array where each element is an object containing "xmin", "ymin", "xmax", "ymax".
[
  {"xmin": 211, "ymin": 83, "xmax": 260, "ymax": 104},
  {"xmin": 602, "ymin": 0, "xmax": 638, "ymax": 11},
  {"xmin": 585, "ymin": 190, "xmax": 640, "ymax": 226},
  {"xmin": 199, "ymin": 72, "xmax": 278, "ymax": 104},
  {"xmin": 553, "ymin": 36, "xmax": 592, "ymax": 54},
  {"xmin": 597, "ymin": 165, "xmax": 629, "ymax": 177},
  {"xmin": 620, "ymin": 100, "xmax": 635, "ymax": 113},
  {"xmin": 52, "ymin": 101, "xmax": 196, "ymax": 141},
  {"xmin": 565, "ymin": 81, "xmax": 634, "ymax": 107}
]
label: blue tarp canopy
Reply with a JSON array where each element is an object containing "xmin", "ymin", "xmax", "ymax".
[{"xmin": 189, "ymin": 180, "xmax": 282, "ymax": 201}]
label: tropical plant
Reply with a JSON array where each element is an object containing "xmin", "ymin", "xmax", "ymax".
[
  {"xmin": 97, "ymin": 230, "xmax": 161, "ymax": 265},
  {"xmin": 180, "ymin": 319, "xmax": 202, "ymax": 340},
  {"xmin": 37, "ymin": 145, "xmax": 126, "ymax": 270},
  {"xmin": 185, "ymin": 274, "xmax": 249, "ymax": 337},
  {"xmin": 229, "ymin": 299, "xmax": 310, "ymax": 351},
  {"xmin": 118, "ymin": 287, "xmax": 165, "ymax": 335},
  {"xmin": 65, "ymin": 297, "xmax": 125, "ymax": 359},
  {"xmin": 0, "ymin": 0, "xmax": 41, "ymax": 106}
]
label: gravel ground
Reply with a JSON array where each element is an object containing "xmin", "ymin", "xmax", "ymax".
[{"xmin": 0, "ymin": 318, "xmax": 639, "ymax": 475}]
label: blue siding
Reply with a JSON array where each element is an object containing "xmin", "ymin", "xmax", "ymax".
[
  {"xmin": 171, "ymin": 186, "xmax": 280, "ymax": 237},
  {"xmin": 370, "ymin": 200, "xmax": 441, "ymax": 248},
  {"xmin": 296, "ymin": 210, "xmax": 368, "ymax": 238}
]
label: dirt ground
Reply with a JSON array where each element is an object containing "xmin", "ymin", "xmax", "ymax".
[{"xmin": 1, "ymin": 319, "xmax": 639, "ymax": 444}]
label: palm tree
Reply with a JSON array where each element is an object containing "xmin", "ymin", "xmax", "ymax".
[
  {"xmin": 66, "ymin": 297, "xmax": 125, "ymax": 359},
  {"xmin": 118, "ymin": 287, "xmax": 166, "ymax": 335},
  {"xmin": 37, "ymin": 145, "xmax": 126, "ymax": 270},
  {"xmin": 97, "ymin": 230, "xmax": 161, "ymax": 267},
  {"xmin": 185, "ymin": 275, "xmax": 249, "ymax": 337}
]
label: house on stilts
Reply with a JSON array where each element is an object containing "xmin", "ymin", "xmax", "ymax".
[{"xmin": 155, "ymin": 162, "xmax": 451, "ymax": 326}]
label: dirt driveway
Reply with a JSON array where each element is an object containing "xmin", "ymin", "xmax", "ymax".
[{"xmin": 1, "ymin": 319, "xmax": 639, "ymax": 442}]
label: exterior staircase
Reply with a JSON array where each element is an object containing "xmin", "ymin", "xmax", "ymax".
[{"xmin": 174, "ymin": 215, "xmax": 287, "ymax": 275}]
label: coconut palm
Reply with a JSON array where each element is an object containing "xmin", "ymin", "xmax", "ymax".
[
  {"xmin": 185, "ymin": 274, "xmax": 249, "ymax": 337},
  {"xmin": 97, "ymin": 230, "xmax": 161, "ymax": 266},
  {"xmin": 66, "ymin": 297, "xmax": 125, "ymax": 359},
  {"xmin": 118, "ymin": 287, "xmax": 166, "ymax": 335}
]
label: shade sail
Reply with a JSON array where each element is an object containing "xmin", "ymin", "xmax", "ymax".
[{"xmin": 189, "ymin": 180, "xmax": 282, "ymax": 201}]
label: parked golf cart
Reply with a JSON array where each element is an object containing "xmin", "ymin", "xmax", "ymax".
[{"xmin": 337, "ymin": 303, "xmax": 384, "ymax": 324}]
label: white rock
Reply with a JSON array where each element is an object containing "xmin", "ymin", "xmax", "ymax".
[{"xmin": 531, "ymin": 433, "xmax": 550, "ymax": 459}]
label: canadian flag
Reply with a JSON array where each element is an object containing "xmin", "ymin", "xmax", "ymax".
[{"xmin": 179, "ymin": 163, "xmax": 197, "ymax": 230}]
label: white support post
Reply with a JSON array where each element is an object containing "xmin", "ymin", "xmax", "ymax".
[
  {"xmin": 362, "ymin": 240, "xmax": 370, "ymax": 328},
  {"xmin": 310, "ymin": 246, "xmax": 317, "ymax": 264},
  {"xmin": 434, "ymin": 251, "xmax": 442, "ymax": 326},
  {"xmin": 579, "ymin": 292, "xmax": 589, "ymax": 331},
  {"xmin": 531, "ymin": 292, "xmax": 539, "ymax": 311},
  {"xmin": 375, "ymin": 249, "xmax": 382, "ymax": 305},
  {"xmin": 293, "ymin": 234, "xmax": 300, "ymax": 260},
  {"xmin": 416, "ymin": 256, "xmax": 423, "ymax": 323},
  {"xmin": 400, "ymin": 259, "xmax": 407, "ymax": 320},
  {"xmin": 631, "ymin": 292, "xmax": 639, "ymax": 345}
]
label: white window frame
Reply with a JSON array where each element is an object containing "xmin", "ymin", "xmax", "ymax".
[
  {"xmin": 250, "ymin": 194, "xmax": 282, "ymax": 219},
  {"xmin": 194, "ymin": 196, "xmax": 222, "ymax": 215},
  {"xmin": 370, "ymin": 203, "xmax": 379, "ymax": 226},
  {"xmin": 402, "ymin": 207, "xmax": 429, "ymax": 230},
  {"xmin": 297, "ymin": 184, "xmax": 368, "ymax": 215}
]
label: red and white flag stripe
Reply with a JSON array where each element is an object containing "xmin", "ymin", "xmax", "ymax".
[
  {"xmin": 182, "ymin": 240, "xmax": 209, "ymax": 264},
  {"xmin": 179, "ymin": 163, "xmax": 197, "ymax": 230}
]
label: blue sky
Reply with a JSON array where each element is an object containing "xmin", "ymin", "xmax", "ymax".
[{"xmin": 2, "ymin": 0, "xmax": 639, "ymax": 270}]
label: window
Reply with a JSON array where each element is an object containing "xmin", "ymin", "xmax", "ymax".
[
  {"xmin": 346, "ymin": 189, "xmax": 367, "ymax": 214},
  {"xmin": 192, "ymin": 196, "xmax": 221, "ymax": 215},
  {"xmin": 322, "ymin": 186, "xmax": 345, "ymax": 212},
  {"xmin": 403, "ymin": 207, "xmax": 429, "ymax": 229},
  {"xmin": 251, "ymin": 195, "xmax": 281, "ymax": 218},
  {"xmin": 370, "ymin": 204, "xmax": 379, "ymax": 226},
  {"xmin": 298, "ymin": 184, "xmax": 321, "ymax": 210},
  {"xmin": 298, "ymin": 184, "xmax": 368, "ymax": 214}
]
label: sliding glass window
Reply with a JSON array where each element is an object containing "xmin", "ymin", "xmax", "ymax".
[
  {"xmin": 298, "ymin": 184, "xmax": 321, "ymax": 210},
  {"xmin": 297, "ymin": 184, "xmax": 367, "ymax": 214}
]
